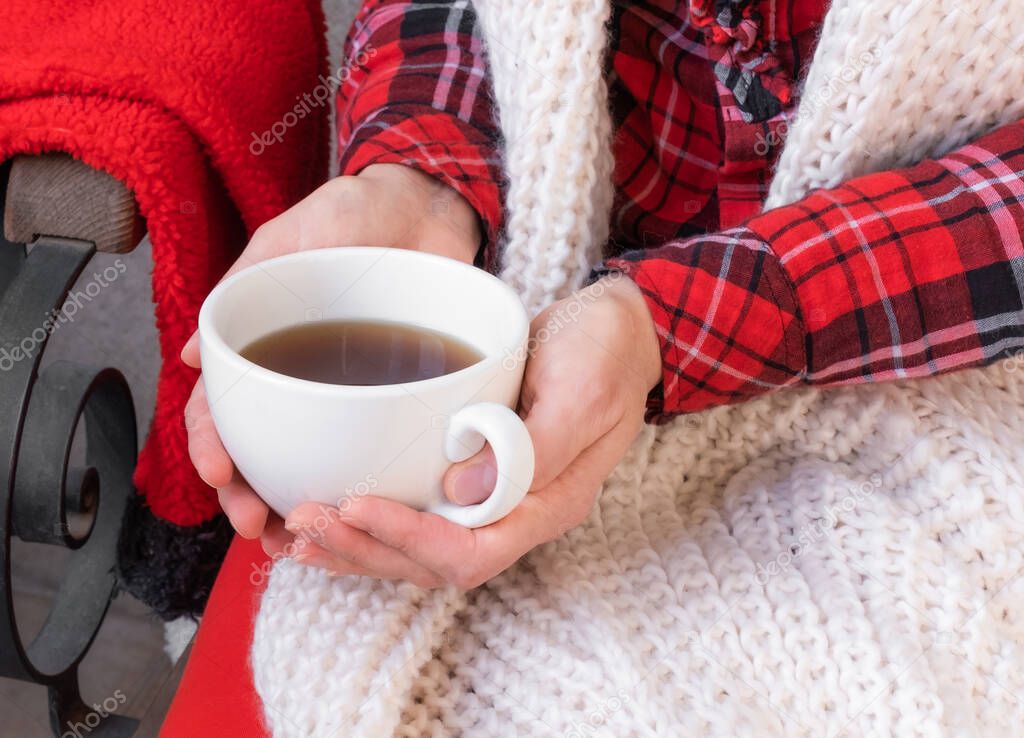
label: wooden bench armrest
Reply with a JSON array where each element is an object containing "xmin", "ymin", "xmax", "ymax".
[{"xmin": 3, "ymin": 153, "xmax": 143, "ymax": 253}]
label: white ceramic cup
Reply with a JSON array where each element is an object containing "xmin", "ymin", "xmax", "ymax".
[{"xmin": 198, "ymin": 247, "xmax": 534, "ymax": 528}]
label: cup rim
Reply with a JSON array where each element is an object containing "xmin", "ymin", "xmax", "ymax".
[{"xmin": 198, "ymin": 246, "xmax": 530, "ymax": 396}]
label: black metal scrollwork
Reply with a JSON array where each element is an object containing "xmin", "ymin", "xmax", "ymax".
[{"xmin": 0, "ymin": 227, "xmax": 139, "ymax": 736}]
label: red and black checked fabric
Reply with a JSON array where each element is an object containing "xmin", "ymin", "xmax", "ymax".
[
  {"xmin": 336, "ymin": 0, "xmax": 504, "ymax": 266},
  {"xmin": 607, "ymin": 120, "xmax": 1024, "ymax": 416},
  {"xmin": 608, "ymin": 0, "xmax": 824, "ymax": 244},
  {"xmin": 337, "ymin": 0, "xmax": 823, "ymax": 254},
  {"xmin": 337, "ymin": 0, "xmax": 1024, "ymax": 418}
]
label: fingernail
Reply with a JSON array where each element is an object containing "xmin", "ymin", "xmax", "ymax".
[
  {"xmin": 451, "ymin": 461, "xmax": 497, "ymax": 505},
  {"xmin": 292, "ymin": 551, "xmax": 333, "ymax": 568},
  {"xmin": 285, "ymin": 516, "xmax": 319, "ymax": 537}
]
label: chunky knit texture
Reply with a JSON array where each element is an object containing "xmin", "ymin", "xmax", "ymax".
[
  {"xmin": 475, "ymin": 0, "xmax": 615, "ymax": 314},
  {"xmin": 251, "ymin": 0, "xmax": 1024, "ymax": 735}
]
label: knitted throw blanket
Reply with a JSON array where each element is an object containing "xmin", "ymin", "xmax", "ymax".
[{"xmin": 252, "ymin": 0, "xmax": 1024, "ymax": 735}]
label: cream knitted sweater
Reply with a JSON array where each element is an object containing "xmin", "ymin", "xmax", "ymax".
[{"xmin": 252, "ymin": 0, "xmax": 1024, "ymax": 735}]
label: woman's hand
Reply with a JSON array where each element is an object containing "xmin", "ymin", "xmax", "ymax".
[
  {"xmin": 183, "ymin": 164, "xmax": 483, "ymax": 543},
  {"xmin": 282, "ymin": 274, "xmax": 662, "ymax": 588}
]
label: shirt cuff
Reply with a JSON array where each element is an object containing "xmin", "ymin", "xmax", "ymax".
[
  {"xmin": 601, "ymin": 229, "xmax": 806, "ymax": 420},
  {"xmin": 338, "ymin": 107, "xmax": 504, "ymax": 272}
]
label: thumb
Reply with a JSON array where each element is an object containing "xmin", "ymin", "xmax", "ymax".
[
  {"xmin": 443, "ymin": 445, "xmax": 497, "ymax": 505},
  {"xmin": 442, "ymin": 396, "xmax": 590, "ymax": 505}
]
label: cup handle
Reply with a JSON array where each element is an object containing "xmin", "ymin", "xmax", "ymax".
[{"xmin": 427, "ymin": 402, "xmax": 534, "ymax": 528}]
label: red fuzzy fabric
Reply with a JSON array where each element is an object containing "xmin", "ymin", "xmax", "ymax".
[{"xmin": 0, "ymin": 0, "xmax": 330, "ymax": 526}]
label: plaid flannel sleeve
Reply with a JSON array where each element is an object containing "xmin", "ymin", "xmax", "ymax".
[
  {"xmin": 604, "ymin": 119, "xmax": 1024, "ymax": 419},
  {"xmin": 336, "ymin": 0, "xmax": 504, "ymax": 268}
]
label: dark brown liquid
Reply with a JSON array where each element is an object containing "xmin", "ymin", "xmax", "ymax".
[{"xmin": 240, "ymin": 320, "xmax": 483, "ymax": 385}]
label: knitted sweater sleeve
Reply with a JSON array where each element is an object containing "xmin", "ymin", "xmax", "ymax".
[
  {"xmin": 335, "ymin": 0, "xmax": 503, "ymax": 268},
  {"xmin": 602, "ymin": 119, "xmax": 1024, "ymax": 419}
]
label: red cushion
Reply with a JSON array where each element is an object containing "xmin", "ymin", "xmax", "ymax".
[{"xmin": 160, "ymin": 537, "xmax": 271, "ymax": 737}]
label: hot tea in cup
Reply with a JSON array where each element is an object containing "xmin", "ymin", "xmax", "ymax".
[{"xmin": 198, "ymin": 247, "xmax": 534, "ymax": 528}]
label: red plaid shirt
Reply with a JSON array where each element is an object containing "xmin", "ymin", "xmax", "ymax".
[{"xmin": 337, "ymin": 0, "xmax": 1024, "ymax": 418}]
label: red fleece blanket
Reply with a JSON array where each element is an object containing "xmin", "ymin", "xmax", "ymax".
[{"xmin": 0, "ymin": 0, "xmax": 329, "ymax": 523}]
